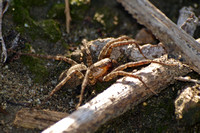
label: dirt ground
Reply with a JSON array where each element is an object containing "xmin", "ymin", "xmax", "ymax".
[{"xmin": 1, "ymin": 0, "xmax": 200, "ymax": 132}]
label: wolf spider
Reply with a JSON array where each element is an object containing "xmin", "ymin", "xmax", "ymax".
[{"xmin": 12, "ymin": 36, "xmax": 173, "ymax": 108}]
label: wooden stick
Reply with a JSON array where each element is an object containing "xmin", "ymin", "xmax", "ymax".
[
  {"xmin": 117, "ymin": 0, "xmax": 200, "ymax": 74},
  {"xmin": 175, "ymin": 76, "xmax": 200, "ymax": 84},
  {"xmin": 0, "ymin": 0, "xmax": 7, "ymax": 62},
  {"xmin": 14, "ymin": 108, "xmax": 69, "ymax": 130},
  {"xmin": 42, "ymin": 55, "xmax": 191, "ymax": 133},
  {"xmin": 65, "ymin": 0, "xmax": 71, "ymax": 33}
]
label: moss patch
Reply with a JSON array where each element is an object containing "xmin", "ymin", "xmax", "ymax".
[
  {"xmin": 19, "ymin": 43, "xmax": 49, "ymax": 83},
  {"xmin": 12, "ymin": 8, "xmax": 61, "ymax": 42},
  {"xmin": 11, "ymin": 0, "xmax": 61, "ymax": 42},
  {"xmin": 12, "ymin": 0, "xmax": 47, "ymax": 8},
  {"xmin": 21, "ymin": 56, "xmax": 49, "ymax": 83},
  {"xmin": 38, "ymin": 19, "xmax": 61, "ymax": 42},
  {"xmin": 47, "ymin": 4, "xmax": 65, "ymax": 20}
]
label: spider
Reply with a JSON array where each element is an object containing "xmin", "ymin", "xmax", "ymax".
[{"xmin": 10, "ymin": 36, "xmax": 173, "ymax": 108}]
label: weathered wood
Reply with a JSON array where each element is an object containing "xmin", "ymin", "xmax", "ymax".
[
  {"xmin": 177, "ymin": 7, "xmax": 199, "ymax": 36},
  {"xmin": 14, "ymin": 108, "xmax": 69, "ymax": 130},
  {"xmin": 0, "ymin": 0, "xmax": 7, "ymax": 62},
  {"xmin": 117, "ymin": 0, "xmax": 200, "ymax": 74},
  {"xmin": 42, "ymin": 55, "xmax": 191, "ymax": 133},
  {"xmin": 88, "ymin": 37, "xmax": 167, "ymax": 61},
  {"xmin": 65, "ymin": 0, "xmax": 71, "ymax": 33},
  {"xmin": 175, "ymin": 76, "xmax": 200, "ymax": 84}
]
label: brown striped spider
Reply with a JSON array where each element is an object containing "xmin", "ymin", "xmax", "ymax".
[{"xmin": 11, "ymin": 36, "xmax": 173, "ymax": 108}]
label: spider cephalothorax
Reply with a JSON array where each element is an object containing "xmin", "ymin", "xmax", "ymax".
[{"xmin": 11, "ymin": 35, "xmax": 174, "ymax": 108}]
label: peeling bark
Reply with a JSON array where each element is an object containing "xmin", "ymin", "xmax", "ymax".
[{"xmin": 14, "ymin": 108, "xmax": 69, "ymax": 130}]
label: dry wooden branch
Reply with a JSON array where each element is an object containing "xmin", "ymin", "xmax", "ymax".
[
  {"xmin": 14, "ymin": 108, "xmax": 69, "ymax": 130},
  {"xmin": 175, "ymin": 76, "xmax": 200, "ymax": 84},
  {"xmin": 65, "ymin": 0, "xmax": 71, "ymax": 33},
  {"xmin": 117, "ymin": 0, "xmax": 200, "ymax": 74},
  {"xmin": 0, "ymin": 0, "xmax": 7, "ymax": 62},
  {"xmin": 43, "ymin": 55, "xmax": 191, "ymax": 133}
]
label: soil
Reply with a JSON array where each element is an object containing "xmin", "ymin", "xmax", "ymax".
[{"xmin": 0, "ymin": 0, "xmax": 200, "ymax": 132}]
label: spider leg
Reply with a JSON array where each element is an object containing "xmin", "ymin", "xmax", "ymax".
[
  {"xmin": 59, "ymin": 63, "xmax": 87, "ymax": 80},
  {"xmin": 59, "ymin": 69, "xmax": 69, "ymax": 80},
  {"xmin": 112, "ymin": 60, "xmax": 176, "ymax": 72},
  {"xmin": 76, "ymin": 69, "xmax": 91, "ymax": 108},
  {"xmin": 103, "ymin": 40, "xmax": 147, "ymax": 60},
  {"xmin": 98, "ymin": 35, "xmax": 131, "ymax": 60},
  {"xmin": 103, "ymin": 71, "xmax": 157, "ymax": 95},
  {"xmin": 8, "ymin": 50, "xmax": 78, "ymax": 65},
  {"xmin": 83, "ymin": 41, "xmax": 93, "ymax": 67},
  {"xmin": 45, "ymin": 70, "xmax": 84, "ymax": 101}
]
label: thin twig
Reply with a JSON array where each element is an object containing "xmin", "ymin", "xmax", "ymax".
[
  {"xmin": 0, "ymin": 0, "xmax": 9, "ymax": 62},
  {"xmin": 65, "ymin": 0, "xmax": 71, "ymax": 33},
  {"xmin": 175, "ymin": 76, "xmax": 200, "ymax": 84}
]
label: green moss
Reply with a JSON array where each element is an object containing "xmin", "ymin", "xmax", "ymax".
[
  {"xmin": 12, "ymin": 0, "xmax": 47, "ymax": 8},
  {"xmin": 12, "ymin": 3, "xmax": 42, "ymax": 39},
  {"xmin": 12, "ymin": 0, "xmax": 61, "ymax": 42},
  {"xmin": 70, "ymin": 0, "xmax": 90, "ymax": 21},
  {"xmin": 12, "ymin": 6, "xmax": 34, "ymax": 26},
  {"xmin": 21, "ymin": 56, "xmax": 49, "ymax": 83},
  {"xmin": 38, "ymin": 19, "xmax": 61, "ymax": 42},
  {"xmin": 12, "ymin": 6, "xmax": 61, "ymax": 42},
  {"xmin": 21, "ymin": 43, "xmax": 49, "ymax": 83},
  {"xmin": 47, "ymin": 4, "xmax": 65, "ymax": 20},
  {"xmin": 93, "ymin": 7, "xmax": 119, "ymax": 32}
]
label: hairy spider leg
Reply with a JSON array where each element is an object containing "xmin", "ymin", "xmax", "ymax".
[
  {"xmin": 45, "ymin": 69, "xmax": 84, "ymax": 101},
  {"xmin": 103, "ymin": 40, "xmax": 147, "ymax": 60},
  {"xmin": 103, "ymin": 71, "xmax": 157, "ymax": 95},
  {"xmin": 83, "ymin": 42, "xmax": 93, "ymax": 67},
  {"xmin": 112, "ymin": 60, "xmax": 176, "ymax": 72},
  {"xmin": 9, "ymin": 50, "xmax": 78, "ymax": 65},
  {"xmin": 103, "ymin": 60, "xmax": 176, "ymax": 95},
  {"xmin": 77, "ymin": 69, "xmax": 91, "ymax": 108},
  {"xmin": 59, "ymin": 63, "xmax": 87, "ymax": 80},
  {"xmin": 98, "ymin": 35, "xmax": 131, "ymax": 60}
]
